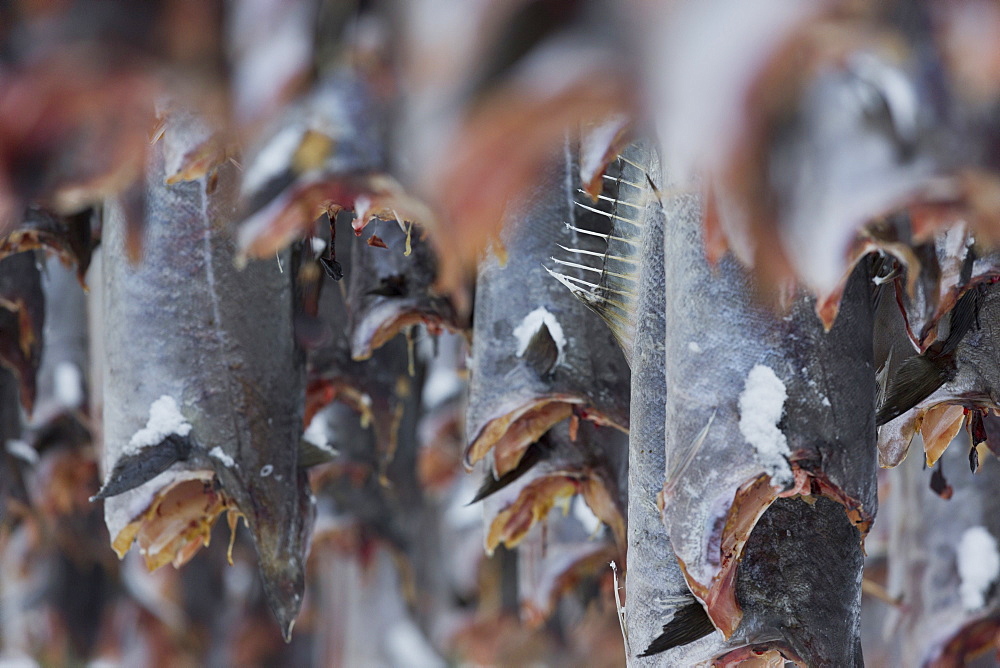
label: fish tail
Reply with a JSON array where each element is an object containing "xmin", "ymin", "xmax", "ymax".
[
  {"xmin": 876, "ymin": 354, "xmax": 953, "ymax": 425},
  {"xmin": 637, "ymin": 600, "xmax": 716, "ymax": 657}
]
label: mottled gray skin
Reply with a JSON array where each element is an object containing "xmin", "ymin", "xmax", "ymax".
[
  {"xmin": 621, "ymin": 144, "xmax": 720, "ymax": 663},
  {"xmin": 466, "ymin": 153, "xmax": 630, "ymax": 466},
  {"xmin": 922, "ymin": 284, "xmax": 1000, "ymax": 407},
  {"xmin": 880, "ymin": 282, "xmax": 1000, "ymax": 466},
  {"xmin": 102, "ymin": 122, "xmax": 312, "ymax": 638},
  {"xmin": 884, "ymin": 435, "xmax": 1000, "ymax": 665},
  {"xmin": 660, "ymin": 188, "xmax": 876, "ymax": 664}
]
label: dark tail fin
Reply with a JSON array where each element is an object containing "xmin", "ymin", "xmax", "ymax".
[
  {"xmin": 469, "ymin": 439, "xmax": 549, "ymax": 504},
  {"xmin": 91, "ymin": 434, "xmax": 193, "ymax": 500},
  {"xmin": 876, "ymin": 354, "xmax": 952, "ymax": 426},
  {"xmin": 638, "ymin": 600, "xmax": 716, "ymax": 657},
  {"xmin": 877, "ymin": 286, "xmax": 983, "ymax": 425}
]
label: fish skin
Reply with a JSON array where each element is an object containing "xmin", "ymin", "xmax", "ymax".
[
  {"xmin": 237, "ymin": 70, "xmax": 388, "ymax": 259},
  {"xmin": 883, "ymin": 432, "xmax": 1000, "ymax": 665},
  {"xmin": 0, "ymin": 207, "xmax": 96, "ymax": 282},
  {"xmin": 604, "ymin": 141, "xmax": 719, "ymax": 662},
  {"xmin": 101, "ymin": 115, "xmax": 312, "ymax": 639},
  {"xmin": 0, "ymin": 367, "xmax": 27, "ymax": 529},
  {"xmin": 307, "ymin": 218, "xmax": 420, "ymax": 478},
  {"xmin": 465, "ymin": 150, "xmax": 630, "ymax": 474},
  {"xmin": 876, "ymin": 270, "xmax": 990, "ymax": 426},
  {"xmin": 659, "ymin": 180, "xmax": 877, "ymax": 663},
  {"xmin": 31, "ymin": 257, "xmax": 89, "ymax": 430}
]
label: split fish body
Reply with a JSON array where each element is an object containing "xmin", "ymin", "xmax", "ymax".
[
  {"xmin": 466, "ymin": 151, "xmax": 630, "ymax": 478},
  {"xmin": 101, "ymin": 115, "xmax": 312, "ymax": 639},
  {"xmin": 347, "ymin": 218, "xmax": 460, "ymax": 361},
  {"xmin": 659, "ymin": 182, "xmax": 877, "ymax": 665}
]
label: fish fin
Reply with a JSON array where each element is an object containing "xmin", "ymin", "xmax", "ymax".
[
  {"xmin": 469, "ymin": 440, "xmax": 547, "ymax": 504},
  {"xmin": 298, "ymin": 438, "xmax": 339, "ymax": 469},
  {"xmin": 940, "ymin": 285, "xmax": 982, "ymax": 355},
  {"xmin": 548, "ymin": 155, "xmax": 656, "ymax": 362},
  {"xmin": 523, "ymin": 322, "xmax": 559, "ymax": 377},
  {"xmin": 638, "ymin": 600, "xmax": 716, "ymax": 657},
  {"xmin": 91, "ymin": 433, "xmax": 192, "ymax": 500},
  {"xmin": 876, "ymin": 354, "xmax": 952, "ymax": 426}
]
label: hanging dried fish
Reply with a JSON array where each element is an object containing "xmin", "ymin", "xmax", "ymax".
[
  {"xmin": 0, "ymin": 250, "xmax": 45, "ymax": 414},
  {"xmin": 883, "ymin": 433, "xmax": 1000, "ymax": 665},
  {"xmin": 657, "ymin": 182, "xmax": 877, "ymax": 664},
  {"xmin": 98, "ymin": 114, "xmax": 313, "ymax": 639},
  {"xmin": 465, "ymin": 151, "xmax": 629, "ymax": 479},
  {"xmin": 346, "ymin": 218, "xmax": 462, "ymax": 361}
]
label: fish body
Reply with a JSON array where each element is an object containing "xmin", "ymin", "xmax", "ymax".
[
  {"xmin": 101, "ymin": 114, "xmax": 312, "ymax": 638},
  {"xmin": 884, "ymin": 433, "xmax": 1000, "ymax": 665},
  {"xmin": 659, "ymin": 182, "xmax": 877, "ymax": 664},
  {"xmin": 466, "ymin": 151, "xmax": 630, "ymax": 478},
  {"xmin": 603, "ymin": 143, "xmax": 721, "ymax": 662},
  {"xmin": 347, "ymin": 218, "xmax": 460, "ymax": 361}
]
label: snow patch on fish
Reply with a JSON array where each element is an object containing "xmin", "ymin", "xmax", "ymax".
[
  {"xmin": 957, "ymin": 526, "xmax": 1000, "ymax": 611},
  {"xmin": 6, "ymin": 439, "xmax": 38, "ymax": 465},
  {"xmin": 513, "ymin": 307, "xmax": 565, "ymax": 359},
  {"xmin": 241, "ymin": 125, "xmax": 303, "ymax": 196},
  {"xmin": 54, "ymin": 361, "xmax": 83, "ymax": 408},
  {"xmin": 303, "ymin": 412, "xmax": 338, "ymax": 456},
  {"xmin": 573, "ymin": 496, "xmax": 603, "ymax": 535},
  {"xmin": 209, "ymin": 446, "xmax": 237, "ymax": 468},
  {"xmin": 738, "ymin": 364, "xmax": 792, "ymax": 488},
  {"xmin": 124, "ymin": 396, "xmax": 193, "ymax": 456}
]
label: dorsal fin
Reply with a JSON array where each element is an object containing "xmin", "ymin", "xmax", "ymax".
[{"xmin": 546, "ymin": 149, "xmax": 659, "ymax": 366}]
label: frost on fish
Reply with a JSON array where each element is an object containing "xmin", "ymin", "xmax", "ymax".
[
  {"xmin": 512, "ymin": 307, "xmax": 566, "ymax": 362},
  {"xmin": 738, "ymin": 364, "xmax": 792, "ymax": 488},
  {"xmin": 465, "ymin": 151, "xmax": 629, "ymax": 475},
  {"xmin": 660, "ymin": 182, "xmax": 876, "ymax": 664},
  {"xmin": 957, "ymin": 527, "xmax": 1000, "ymax": 612}
]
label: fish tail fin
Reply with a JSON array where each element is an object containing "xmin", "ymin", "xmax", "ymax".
[
  {"xmin": 469, "ymin": 439, "xmax": 548, "ymax": 504},
  {"xmin": 638, "ymin": 600, "xmax": 716, "ymax": 657},
  {"xmin": 876, "ymin": 354, "xmax": 952, "ymax": 425},
  {"xmin": 90, "ymin": 433, "xmax": 192, "ymax": 500}
]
